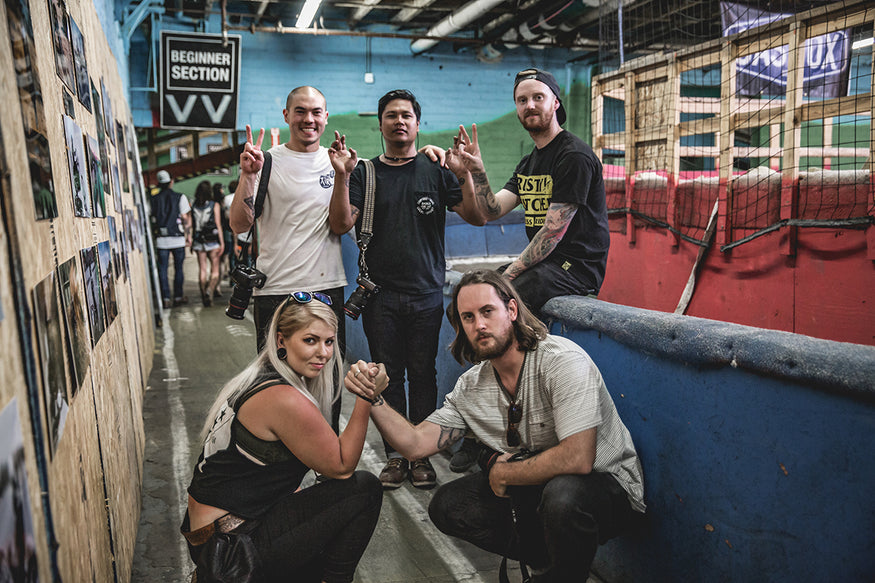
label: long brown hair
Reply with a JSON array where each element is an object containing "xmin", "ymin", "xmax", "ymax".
[{"xmin": 447, "ymin": 270, "xmax": 547, "ymax": 365}]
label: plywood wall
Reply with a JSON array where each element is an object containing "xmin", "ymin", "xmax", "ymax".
[{"xmin": 0, "ymin": 0, "xmax": 154, "ymax": 581}]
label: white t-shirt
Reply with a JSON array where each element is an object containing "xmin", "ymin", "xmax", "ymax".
[
  {"xmin": 254, "ymin": 145, "xmax": 347, "ymax": 295},
  {"xmin": 156, "ymin": 194, "xmax": 191, "ymax": 250}
]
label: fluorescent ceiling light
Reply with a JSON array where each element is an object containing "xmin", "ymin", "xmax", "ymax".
[
  {"xmin": 295, "ymin": 0, "xmax": 322, "ymax": 28},
  {"xmin": 852, "ymin": 37, "xmax": 873, "ymax": 50}
]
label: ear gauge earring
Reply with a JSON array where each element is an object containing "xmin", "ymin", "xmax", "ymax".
[{"xmin": 277, "ymin": 347, "xmax": 287, "ymax": 360}]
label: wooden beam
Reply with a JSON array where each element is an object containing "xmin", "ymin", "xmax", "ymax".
[
  {"xmin": 780, "ymin": 21, "xmax": 806, "ymax": 256},
  {"xmin": 625, "ymin": 72, "xmax": 637, "ymax": 244},
  {"xmin": 666, "ymin": 56, "xmax": 681, "ymax": 246},
  {"xmin": 717, "ymin": 41, "xmax": 736, "ymax": 249}
]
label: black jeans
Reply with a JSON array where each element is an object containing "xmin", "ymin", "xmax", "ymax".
[
  {"xmin": 361, "ymin": 288, "xmax": 444, "ymax": 456},
  {"xmin": 499, "ymin": 260, "xmax": 597, "ymax": 319},
  {"xmin": 428, "ymin": 471, "xmax": 641, "ymax": 581},
  {"xmin": 187, "ymin": 471, "xmax": 382, "ymax": 583}
]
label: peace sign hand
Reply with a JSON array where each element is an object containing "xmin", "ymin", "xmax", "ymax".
[
  {"xmin": 240, "ymin": 124, "xmax": 265, "ymax": 175},
  {"xmin": 328, "ymin": 130, "xmax": 358, "ymax": 176}
]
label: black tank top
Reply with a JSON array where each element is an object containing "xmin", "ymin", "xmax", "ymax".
[{"xmin": 187, "ymin": 370, "xmax": 311, "ymax": 518}]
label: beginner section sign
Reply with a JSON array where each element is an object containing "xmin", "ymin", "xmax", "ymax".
[{"xmin": 160, "ymin": 31, "xmax": 241, "ymax": 130}]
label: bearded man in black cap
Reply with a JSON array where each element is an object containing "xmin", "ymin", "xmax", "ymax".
[
  {"xmin": 440, "ymin": 68, "xmax": 612, "ymax": 474},
  {"xmin": 446, "ymin": 68, "xmax": 610, "ymax": 316}
]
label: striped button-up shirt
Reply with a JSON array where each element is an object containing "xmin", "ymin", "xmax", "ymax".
[{"xmin": 428, "ymin": 335, "xmax": 645, "ymax": 512}]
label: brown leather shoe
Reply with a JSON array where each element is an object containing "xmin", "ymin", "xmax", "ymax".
[
  {"xmin": 410, "ymin": 457, "xmax": 436, "ymax": 489},
  {"xmin": 379, "ymin": 458, "xmax": 409, "ymax": 489}
]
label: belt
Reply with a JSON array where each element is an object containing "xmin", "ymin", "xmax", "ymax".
[{"xmin": 182, "ymin": 513, "xmax": 247, "ymax": 546}]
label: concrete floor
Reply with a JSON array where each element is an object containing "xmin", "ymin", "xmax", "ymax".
[{"xmin": 131, "ymin": 258, "xmax": 599, "ymax": 582}]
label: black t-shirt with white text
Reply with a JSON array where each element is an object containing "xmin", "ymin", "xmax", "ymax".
[
  {"xmin": 503, "ymin": 130, "xmax": 610, "ymax": 291},
  {"xmin": 349, "ymin": 154, "xmax": 463, "ymax": 294}
]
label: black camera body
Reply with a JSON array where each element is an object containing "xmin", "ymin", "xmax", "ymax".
[
  {"xmin": 343, "ymin": 275, "xmax": 379, "ymax": 320},
  {"xmin": 225, "ymin": 265, "xmax": 267, "ymax": 320}
]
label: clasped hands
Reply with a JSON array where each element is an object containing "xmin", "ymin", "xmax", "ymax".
[{"xmin": 344, "ymin": 360, "xmax": 389, "ymax": 402}]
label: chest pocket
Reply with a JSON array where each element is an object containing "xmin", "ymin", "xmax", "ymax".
[{"xmin": 525, "ymin": 407, "xmax": 557, "ymax": 450}]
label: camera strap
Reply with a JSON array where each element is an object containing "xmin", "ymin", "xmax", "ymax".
[
  {"xmin": 356, "ymin": 159, "xmax": 376, "ymax": 278},
  {"xmin": 236, "ymin": 150, "xmax": 272, "ymax": 264}
]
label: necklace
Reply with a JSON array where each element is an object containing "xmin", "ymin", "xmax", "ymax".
[{"xmin": 382, "ymin": 154, "xmax": 417, "ymax": 162}]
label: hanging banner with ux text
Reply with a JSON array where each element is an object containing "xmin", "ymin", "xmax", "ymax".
[
  {"xmin": 720, "ymin": 2, "xmax": 850, "ymax": 98},
  {"xmin": 160, "ymin": 31, "xmax": 241, "ymax": 130}
]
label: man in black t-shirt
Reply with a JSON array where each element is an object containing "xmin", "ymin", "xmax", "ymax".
[
  {"xmin": 440, "ymin": 68, "xmax": 610, "ymax": 474},
  {"xmin": 330, "ymin": 89, "xmax": 483, "ymax": 489},
  {"xmin": 446, "ymin": 68, "xmax": 610, "ymax": 314}
]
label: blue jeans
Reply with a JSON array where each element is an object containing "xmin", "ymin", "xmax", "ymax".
[
  {"xmin": 428, "ymin": 471, "xmax": 641, "ymax": 581},
  {"xmin": 361, "ymin": 288, "xmax": 444, "ymax": 456},
  {"xmin": 157, "ymin": 246, "xmax": 186, "ymax": 300}
]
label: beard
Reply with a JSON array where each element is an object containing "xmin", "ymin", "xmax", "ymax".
[
  {"xmin": 518, "ymin": 111, "xmax": 551, "ymax": 134},
  {"xmin": 472, "ymin": 327, "xmax": 515, "ymax": 361}
]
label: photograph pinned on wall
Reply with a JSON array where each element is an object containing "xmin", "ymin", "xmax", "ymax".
[
  {"xmin": 0, "ymin": 399, "xmax": 40, "ymax": 582},
  {"xmin": 80, "ymin": 245, "xmax": 105, "ymax": 346},
  {"xmin": 32, "ymin": 271, "xmax": 70, "ymax": 458},
  {"xmin": 57, "ymin": 255, "xmax": 91, "ymax": 396},
  {"xmin": 6, "ymin": 0, "xmax": 58, "ymax": 220},
  {"xmin": 63, "ymin": 115, "xmax": 90, "ymax": 218},
  {"xmin": 85, "ymin": 134, "xmax": 104, "ymax": 218},
  {"xmin": 68, "ymin": 16, "xmax": 91, "ymax": 112},
  {"xmin": 48, "ymin": 0, "xmax": 75, "ymax": 93},
  {"xmin": 116, "ymin": 121, "xmax": 129, "ymax": 193},
  {"xmin": 27, "ymin": 133, "xmax": 58, "ymax": 221},
  {"xmin": 111, "ymin": 162, "xmax": 122, "ymax": 214},
  {"xmin": 101, "ymin": 77, "xmax": 113, "ymax": 146},
  {"xmin": 91, "ymin": 81, "xmax": 111, "ymax": 197},
  {"xmin": 107, "ymin": 215, "xmax": 122, "ymax": 280},
  {"xmin": 97, "ymin": 241, "xmax": 118, "ymax": 326},
  {"xmin": 62, "ymin": 88, "xmax": 75, "ymax": 119},
  {"xmin": 119, "ymin": 226, "xmax": 130, "ymax": 282}
]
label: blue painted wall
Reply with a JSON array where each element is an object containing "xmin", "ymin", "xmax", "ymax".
[{"xmin": 126, "ymin": 15, "xmax": 580, "ymax": 132}]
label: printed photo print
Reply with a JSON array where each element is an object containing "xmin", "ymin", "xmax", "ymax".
[
  {"xmin": 6, "ymin": 0, "xmax": 57, "ymax": 220},
  {"xmin": 107, "ymin": 216, "xmax": 122, "ymax": 279},
  {"xmin": 58, "ymin": 255, "xmax": 91, "ymax": 395},
  {"xmin": 48, "ymin": 0, "xmax": 75, "ymax": 92},
  {"xmin": 81, "ymin": 246, "xmax": 105, "ymax": 346},
  {"xmin": 63, "ymin": 115, "xmax": 90, "ymax": 218},
  {"xmin": 86, "ymin": 134, "xmax": 104, "ymax": 218},
  {"xmin": 32, "ymin": 271, "xmax": 70, "ymax": 458},
  {"xmin": 0, "ymin": 399, "xmax": 40, "ymax": 582},
  {"xmin": 97, "ymin": 241, "xmax": 117, "ymax": 326},
  {"xmin": 91, "ymin": 81, "xmax": 111, "ymax": 197},
  {"xmin": 69, "ymin": 16, "xmax": 91, "ymax": 111}
]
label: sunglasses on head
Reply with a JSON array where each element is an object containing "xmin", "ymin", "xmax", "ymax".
[
  {"xmin": 506, "ymin": 402, "xmax": 522, "ymax": 447},
  {"xmin": 287, "ymin": 291, "xmax": 332, "ymax": 307}
]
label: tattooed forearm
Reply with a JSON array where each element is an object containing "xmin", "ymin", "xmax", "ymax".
[
  {"xmin": 472, "ymin": 172, "xmax": 501, "ymax": 217},
  {"xmin": 437, "ymin": 426, "xmax": 466, "ymax": 451},
  {"xmin": 458, "ymin": 176, "xmax": 466, "ymax": 186},
  {"xmin": 516, "ymin": 203, "xmax": 578, "ymax": 269},
  {"xmin": 350, "ymin": 207, "xmax": 360, "ymax": 222},
  {"xmin": 243, "ymin": 196, "xmax": 254, "ymax": 212}
]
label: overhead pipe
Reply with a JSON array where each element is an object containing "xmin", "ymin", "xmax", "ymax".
[{"xmin": 409, "ymin": 0, "xmax": 507, "ymax": 54}]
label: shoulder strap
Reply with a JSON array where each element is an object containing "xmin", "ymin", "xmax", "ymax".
[
  {"xmin": 356, "ymin": 159, "xmax": 377, "ymax": 277},
  {"xmin": 254, "ymin": 150, "xmax": 273, "ymax": 220}
]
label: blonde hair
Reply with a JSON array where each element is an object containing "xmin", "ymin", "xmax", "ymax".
[{"xmin": 199, "ymin": 297, "xmax": 342, "ymax": 443}]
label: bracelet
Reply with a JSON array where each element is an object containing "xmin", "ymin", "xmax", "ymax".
[
  {"xmin": 355, "ymin": 393, "xmax": 384, "ymax": 406},
  {"xmin": 484, "ymin": 451, "xmax": 501, "ymax": 477}
]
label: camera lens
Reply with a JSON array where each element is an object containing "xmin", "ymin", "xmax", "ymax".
[{"xmin": 225, "ymin": 285, "xmax": 253, "ymax": 320}]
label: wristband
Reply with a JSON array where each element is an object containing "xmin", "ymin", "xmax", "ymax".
[
  {"xmin": 355, "ymin": 393, "xmax": 384, "ymax": 406},
  {"xmin": 484, "ymin": 451, "xmax": 501, "ymax": 477}
]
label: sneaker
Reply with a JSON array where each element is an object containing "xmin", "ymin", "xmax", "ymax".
[
  {"xmin": 410, "ymin": 458, "xmax": 436, "ymax": 489},
  {"xmin": 213, "ymin": 288, "xmax": 223, "ymax": 298},
  {"xmin": 172, "ymin": 296, "xmax": 189, "ymax": 307},
  {"xmin": 202, "ymin": 293, "xmax": 212, "ymax": 307},
  {"xmin": 162, "ymin": 298, "xmax": 172, "ymax": 309},
  {"xmin": 449, "ymin": 438, "xmax": 479, "ymax": 473},
  {"xmin": 379, "ymin": 458, "xmax": 409, "ymax": 489}
]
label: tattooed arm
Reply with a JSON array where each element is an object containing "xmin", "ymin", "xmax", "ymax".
[
  {"xmin": 328, "ymin": 131, "xmax": 361, "ymax": 234},
  {"xmin": 504, "ymin": 202, "xmax": 578, "ymax": 280},
  {"xmin": 365, "ymin": 397, "xmax": 465, "ymax": 460}
]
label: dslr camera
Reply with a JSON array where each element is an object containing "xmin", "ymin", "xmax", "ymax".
[
  {"xmin": 225, "ymin": 265, "xmax": 267, "ymax": 320},
  {"xmin": 343, "ymin": 275, "xmax": 379, "ymax": 320}
]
